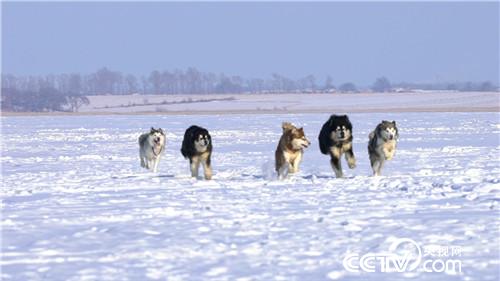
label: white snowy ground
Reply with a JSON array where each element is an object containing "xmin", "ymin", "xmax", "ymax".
[
  {"xmin": 80, "ymin": 92, "xmax": 500, "ymax": 113},
  {"xmin": 1, "ymin": 113, "xmax": 499, "ymax": 280}
]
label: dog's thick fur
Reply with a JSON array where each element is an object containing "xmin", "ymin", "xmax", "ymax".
[
  {"xmin": 368, "ymin": 120, "xmax": 399, "ymax": 176},
  {"xmin": 139, "ymin": 127, "xmax": 166, "ymax": 173},
  {"xmin": 275, "ymin": 122, "xmax": 310, "ymax": 179},
  {"xmin": 318, "ymin": 114, "xmax": 356, "ymax": 178},
  {"xmin": 181, "ymin": 125, "xmax": 213, "ymax": 180}
]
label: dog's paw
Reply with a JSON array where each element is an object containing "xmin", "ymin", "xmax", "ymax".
[{"xmin": 348, "ymin": 160, "xmax": 356, "ymax": 169}]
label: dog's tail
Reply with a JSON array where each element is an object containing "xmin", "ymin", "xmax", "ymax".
[
  {"xmin": 282, "ymin": 122, "xmax": 295, "ymax": 133},
  {"xmin": 318, "ymin": 122, "xmax": 330, "ymax": 155},
  {"xmin": 368, "ymin": 130, "xmax": 377, "ymax": 154}
]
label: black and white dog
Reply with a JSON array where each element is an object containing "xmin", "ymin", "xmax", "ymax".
[
  {"xmin": 181, "ymin": 125, "xmax": 213, "ymax": 180},
  {"xmin": 368, "ymin": 120, "xmax": 399, "ymax": 176},
  {"xmin": 318, "ymin": 114, "xmax": 356, "ymax": 178},
  {"xmin": 138, "ymin": 127, "xmax": 166, "ymax": 173}
]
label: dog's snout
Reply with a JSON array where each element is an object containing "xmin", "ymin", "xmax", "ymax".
[
  {"xmin": 389, "ymin": 135, "xmax": 394, "ymax": 140},
  {"xmin": 340, "ymin": 132, "xmax": 345, "ymax": 138}
]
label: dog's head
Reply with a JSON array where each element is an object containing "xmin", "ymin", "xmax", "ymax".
[
  {"xmin": 193, "ymin": 127, "xmax": 211, "ymax": 152},
  {"xmin": 328, "ymin": 115, "xmax": 353, "ymax": 142},
  {"xmin": 283, "ymin": 122, "xmax": 310, "ymax": 150},
  {"xmin": 149, "ymin": 127, "xmax": 165, "ymax": 146},
  {"xmin": 377, "ymin": 121, "xmax": 398, "ymax": 141}
]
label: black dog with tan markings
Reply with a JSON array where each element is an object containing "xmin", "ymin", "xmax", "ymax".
[
  {"xmin": 318, "ymin": 114, "xmax": 356, "ymax": 178},
  {"xmin": 181, "ymin": 125, "xmax": 213, "ymax": 180}
]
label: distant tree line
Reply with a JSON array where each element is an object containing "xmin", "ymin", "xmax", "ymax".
[
  {"xmin": 1, "ymin": 67, "xmax": 497, "ymax": 112},
  {"xmin": 1, "ymin": 67, "xmax": 327, "ymax": 96}
]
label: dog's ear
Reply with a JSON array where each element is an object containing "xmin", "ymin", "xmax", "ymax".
[
  {"xmin": 393, "ymin": 122, "xmax": 399, "ymax": 139},
  {"xmin": 344, "ymin": 116, "xmax": 352, "ymax": 130},
  {"xmin": 159, "ymin": 128, "xmax": 164, "ymax": 135},
  {"xmin": 328, "ymin": 115, "xmax": 335, "ymax": 126},
  {"xmin": 150, "ymin": 127, "xmax": 155, "ymax": 133}
]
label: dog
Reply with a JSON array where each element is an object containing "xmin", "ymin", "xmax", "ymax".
[
  {"xmin": 275, "ymin": 122, "xmax": 311, "ymax": 179},
  {"xmin": 368, "ymin": 120, "xmax": 399, "ymax": 176},
  {"xmin": 181, "ymin": 125, "xmax": 213, "ymax": 180},
  {"xmin": 139, "ymin": 127, "xmax": 166, "ymax": 173},
  {"xmin": 318, "ymin": 114, "xmax": 356, "ymax": 178}
]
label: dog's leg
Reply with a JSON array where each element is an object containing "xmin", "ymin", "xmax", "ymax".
[
  {"xmin": 201, "ymin": 155, "xmax": 212, "ymax": 180},
  {"xmin": 147, "ymin": 158, "xmax": 154, "ymax": 170},
  {"xmin": 278, "ymin": 164, "xmax": 288, "ymax": 180},
  {"xmin": 345, "ymin": 148, "xmax": 356, "ymax": 169},
  {"xmin": 376, "ymin": 159, "xmax": 385, "ymax": 176},
  {"xmin": 153, "ymin": 156, "xmax": 160, "ymax": 173},
  {"xmin": 371, "ymin": 157, "xmax": 384, "ymax": 176},
  {"xmin": 190, "ymin": 157, "xmax": 200, "ymax": 178},
  {"xmin": 329, "ymin": 147, "xmax": 343, "ymax": 178},
  {"xmin": 330, "ymin": 155, "xmax": 343, "ymax": 178},
  {"xmin": 369, "ymin": 153, "xmax": 378, "ymax": 176},
  {"xmin": 140, "ymin": 151, "xmax": 146, "ymax": 168},
  {"xmin": 290, "ymin": 153, "xmax": 302, "ymax": 173}
]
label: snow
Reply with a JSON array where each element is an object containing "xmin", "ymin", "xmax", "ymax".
[
  {"xmin": 79, "ymin": 92, "xmax": 500, "ymax": 113},
  {"xmin": 1, "ymin": 112, "xmax": 499, "ymax": 280}
]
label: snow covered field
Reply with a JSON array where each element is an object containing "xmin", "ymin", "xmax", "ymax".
[
  {"xmin": 79, "ymin": 92, "xmax": 500, "ymax": 113},
  {"xmin": 1, "ymin": 113, "xmax": 499, "ymax": 280}
]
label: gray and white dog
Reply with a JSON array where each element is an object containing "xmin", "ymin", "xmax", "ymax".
[
  {"xmin": 139, "ymin": 127, "xmax": 166, "ymax": 173},
  {"xmin": 368, "ymin": 121, "xmax": 399, "ymax": 176}
]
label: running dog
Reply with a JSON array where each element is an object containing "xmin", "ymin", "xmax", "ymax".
[
  {"xmin": 181, "ymin": 125, "xmax": 213, "ymax": 180},
  {"xmin": 275, "ymin": 122, "xmax": 310, "ymax": 179},
  {"xmin": 318, "ymin": 114, "xmax": 356, "ymax": 178},
  {"xmin": 368, "ymin": 120, "xmax": 399, "ymax": 176},
  {"xmin": 139, "ymin": 127, "xmax": 166, "ymax": 173}
]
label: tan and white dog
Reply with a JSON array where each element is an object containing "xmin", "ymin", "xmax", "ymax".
[
  {"xmin": 275, "ymin": 122, "xmax": 311, "ymax": 179},
  {"xmin": 368, "ymin": 120, "xmax": 399, "ymax": 176},
  {"xmin": 139, "ymin": 127, "xmax": 166, "ymax": 173}
]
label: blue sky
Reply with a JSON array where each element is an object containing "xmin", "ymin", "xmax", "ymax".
[{"xmin": 2, "ymin": 1, "xmax": 499, "ymax": 85}]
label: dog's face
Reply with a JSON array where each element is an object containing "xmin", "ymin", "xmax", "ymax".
[
  {"xmin": 149, "ymin": 127, "xmax": 165, "ymax": 146},
  {"xmin": 194, "ymin": 130, "xmax": 211, "ymax": 152},
  {"xmin": 290, "ymin": 127, "xmax": 311, "ymax": 150},
  {"xmin": 329, "ymin": 115, "xmax": 352, "ymax": 142},
  {"xmin": 378, "ymin": 121, "xmax": 398, "ymax": 141},
  {"xmin": 282, "ymin": 122, "xmax": 310, "ymax": 150}
]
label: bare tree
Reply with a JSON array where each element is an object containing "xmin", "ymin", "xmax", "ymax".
[
  {"xmin": 67, "ymin": 95, "xmax": 90, "ymax": 112},
  {"xmin": 372, "ymin": 77, "xmax": 392, "ymax": 92},
  {"xmin": 324, "ymin": 75, "xmax": 335, "ymax": 91}
]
